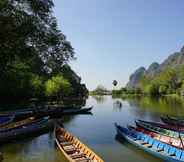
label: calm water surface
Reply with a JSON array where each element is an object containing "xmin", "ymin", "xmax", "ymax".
[{"xmin": 2, "ymin": 95, "xmax": 184, "ymax": 162}]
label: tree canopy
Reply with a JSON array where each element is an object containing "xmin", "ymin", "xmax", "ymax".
[{"xmin": 0, "ymin": 0, "xmax": 88, "ymax": 101}]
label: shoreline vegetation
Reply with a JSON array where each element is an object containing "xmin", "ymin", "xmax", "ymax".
[
  {"xmin": 90, "ymin": 85, "xmax": 184, "ymax": 101},
  {"xmin": 0, "ymin": 1, "xmax": 88, "ymax": 105}
]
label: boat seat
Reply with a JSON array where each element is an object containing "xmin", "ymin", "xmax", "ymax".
[
  {"xmin": 175, "ymin": 149, "xmax": 182, "ymax": 159},
  {"xmin": 180, "ymin": 152, "xmax": 184, "ymax": 160},
  {"xmin": 63, "ymin": 145, "xmax": 78, "ymax": 153},
  {"xmin": 61, "ymin": 141, "xmax": 73, "ymax": 146},
  {"xmin": 141, "ymin": 136, "xmax": 150, "ymax": 144},
  {"xmin": 152, "ymin": 141, "xmax": 159, "ymax": 149},
  {"xmin": 163, "ymin": 144, "xmax": 171, "ymax": 154},
  {"xmin": 148, "ymin": 138, "xmax": 154, "ymax": 146},
  {"xmin": 157, "ymin": 143, "xmax": 165, "ymax": 152},
  {"xmin": 70, "ymin": 153, "xmax": 86, "ymax": 159},
  {"xmin": 168, "ymin": 147, "xmax": 176, "ymax": 156},
  {"xmin": 75, "ymin": 157, "xmax": 91, "ymax": 162}
]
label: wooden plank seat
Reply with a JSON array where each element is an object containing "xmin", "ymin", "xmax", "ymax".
[
  {"xmin": 63, "ymin": 146, "xmax": 78, "ymax": 153},
  {"xmin": 75, "ymin": 157, "xmax": 91, "ymax": 162},
  {"xmin": 70, "ymin": 153, "xmax": 86, "ymax": 159},
  {"xmin": 61, "ymin": 141, "xmax": 73, "ymax": 146}
]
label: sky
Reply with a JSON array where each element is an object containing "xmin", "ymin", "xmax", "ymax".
[{"xmin": 53, "ymin": 0, "xmax": 184, "ymax": 90}]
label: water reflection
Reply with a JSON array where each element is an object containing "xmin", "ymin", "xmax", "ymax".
[
  {"xmin": 92, "ymin": 95, "xmax": 106, "ymax": 104},
  {"xmin": 113, "ymin": 100, "xmax": 122, "ymax": 112},
  {"xmin": 126, "ymin": 96, "xmax": 184, "ymax": 116},
  {"xmin": 2, "ymin": 95, "xmax": 184, "ymax": 162}
]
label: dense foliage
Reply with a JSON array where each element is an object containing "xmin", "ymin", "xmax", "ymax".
[{"xmin": 0, "ymin": 0, "xmax": 88, "ymax": 101}]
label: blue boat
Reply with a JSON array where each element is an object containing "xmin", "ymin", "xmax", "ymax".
[
  {"xmin": 0, "ymin": 114, "xmax": 14, "ymax": 127},
  {"xmin": 115, "ymin": 123, "xmax": 184, "ymax": 162},
  {"xmin": 0, "ymin": 117, "xmax": 50, "ymax": 143}
]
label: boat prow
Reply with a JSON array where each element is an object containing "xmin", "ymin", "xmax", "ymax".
[{"xmin": 55, "ymin": 125, "xmax": 104, "ymax": 162}]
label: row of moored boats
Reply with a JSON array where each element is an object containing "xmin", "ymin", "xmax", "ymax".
[
  {"xmin": 115, "ymin": 116, "xmax": 184, "ymax": 162},
  {"xmin": 0, "ymin": 107, "xmax": 103, "ymax": 162},
  {"xmin": 2, "ymin": 108, "xmax": 184, "ymax": 162}
]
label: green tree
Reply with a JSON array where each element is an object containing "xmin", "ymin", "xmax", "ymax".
[
  {"xmin": 30, "ymin": 75, "xmax": 44, "ymax": 97},
  {"xmin": 0, "ymin": 0, "xmax": 74, "ymax": 75},
  {"xmin": 45, "ymin": 75, "xmax": 72, "ymax": 100}
]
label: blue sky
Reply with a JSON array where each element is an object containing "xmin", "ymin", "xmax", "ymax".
[{"xmin": 53, "ymin": 0, "xmax": 184, "ymax": 90}]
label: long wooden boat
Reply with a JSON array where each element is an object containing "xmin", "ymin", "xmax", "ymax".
[
  {"xmin": 161, "ymin": 116, "xmax": 184, "ymax": 127},
  {"xmin": 0, "ymin": 116, "xmax": 45, "ymax": 132},
  {"xmin": 62, "ymin": 107, "xmax": 93, "ymax": 115},
  {"xmin": 130, "ymin": 125, "xmax": 184, "ymax": 149},
  {"xmin": 0, "ymin": 106, "xmax": 93, "ymax": 119},
  {"xmin": 115, "ymin": 123, "xmax": 184, "ymax": 162},
  {"xmin": 135, "ymin": 120, "xmax": 184, "ymax": 139},
  {"xmin": 0, "ymin": 117, "xmax": 49, "ymax": 143},
  {"xmin": 55, "ymin": 125, "xmax": 104, "ymax": 162},
  {"xmin": 0, "ymin": 114, "xmax": 14, "ymax": 127},
  {"xmin": 138, "ymin": 120, "xmax": 184, "ymax": 132}
]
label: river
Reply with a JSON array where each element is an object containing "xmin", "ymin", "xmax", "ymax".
[{"xmin": 2, "ymin": 95, "xmax": 184, "ymax": 162}]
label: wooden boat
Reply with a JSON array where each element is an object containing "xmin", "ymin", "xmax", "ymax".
[
  {"xmin": 137, "ymin": 120, "xmax": 184, "ymax": 132},
  {"xmin": 0, "ymin": 106, "xmax": 93, "ymax": 119},
  {"xmin": 0, "ymin": 116, "xmax": 44, "ymax": 132},
  {"xmin": 55, "ymin": 125, "xmax": 104, "ymax": 162},
  {"xmin": 0, "ymin": 114, "xmax": 14, "ymax": 127},
  {"xmin": 0, "ymin": 116, "xmax": 49, "ymax": 143},
  {"xmin": 161, "ymin": 116, "xmax": 184, "ymax": 127},
  {"xmin": 135, "ymin": 120, "xmax": 184, "ymax": 139},
  {"xmin": 115, "ymin": 123, "xmax": 184, "ymax": 162},
  {"xmin": 62, "ymin": 107, "xmax": 93, "ymax": 115},
  {"xmin": 130, "ymin": 125, "xmax": 184, "ymax": 149}
]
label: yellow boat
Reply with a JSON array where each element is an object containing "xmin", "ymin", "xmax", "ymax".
[{"xmin": 55, "ymin": 125, "xmax": 104, "ymax": 162}]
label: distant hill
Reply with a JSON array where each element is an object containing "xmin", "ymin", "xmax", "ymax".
[{"xmin": 126, "ymin": 46, "xmax": 184, "ymax": 95}]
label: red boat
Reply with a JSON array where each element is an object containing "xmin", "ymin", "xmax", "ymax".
[
  {"xmin": 138, "ymin": 120, "xmax": 184, "ymax": 132},
  {"xmin": 131, "ymin": 125, "xmax": 184, "ymax": 149}
]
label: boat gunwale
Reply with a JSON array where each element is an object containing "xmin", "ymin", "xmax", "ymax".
[
  {"xmin": 55, "ymin": 126, "xmax": 104, "ymax": 162},
  {"xmin": 115, "ymin": 124, "xmax": 184, "ymax": 162}
]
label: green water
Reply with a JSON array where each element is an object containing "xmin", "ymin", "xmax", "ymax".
[{"xmin": 2, "ymin": 95, "xmax": 184, "ymax": 162}]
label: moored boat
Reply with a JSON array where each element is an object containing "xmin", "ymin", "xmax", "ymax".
[
  {"xmin": 62, "ymin": 107, "xmax": 93, "ymax": 115},
  {"xmin": 55, "ymin": 125, "xmax": 104, "ymax": 162},
  {"xmin": 138, "ymin": 119, "xmax": 184, "ymax": 132},
  {"xmin": 0, "ymin": 116, "xmax": 49, "ymax": 143},
  {"xmin": 161, "ymin": 116, "xmax": 184, "ymax": 127},
  {"xmin": 115, "ymin": 123, "xmax": 184, "ymax": 162},
  {"xmin": 135, "ymin": 120, "xmax": 184, "ymax": 139},
  {"xmin": 0, "ymin": 114, "xmax": 14, "ymax": 127},
  {"xmin": 0, "ymin": 106, "xmax": 93, "ymax": 119},
  {"xmin": 0, "ymin": 116, "xmax": 41, "ymax": 132},
  {"xmin": 130, "ymin": 125, "xmax": 184, "ymax": 149}
]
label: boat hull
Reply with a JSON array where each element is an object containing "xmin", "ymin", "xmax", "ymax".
[
  {"xmin": 0, "ymin": 114, "xmax": 14, "ymax": 127},
  {"xmin": 0, "ymin": 117, "xmax": 50, "ymax": 143},
  {"xmin": 55, "ymin": 125, "xmax": 104, "ymax": 162},
  {"xmin": 115, "ymin": 124, "xmax": 184, "ymax": 162},
  {"xmin": 161, "ymin": 117, "xmax": 184, "ymax": 127}
]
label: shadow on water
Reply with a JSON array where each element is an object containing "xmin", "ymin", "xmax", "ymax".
[{"xmin": 115, "ymin": 134, "xmax": 162, "ymax": 162}]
